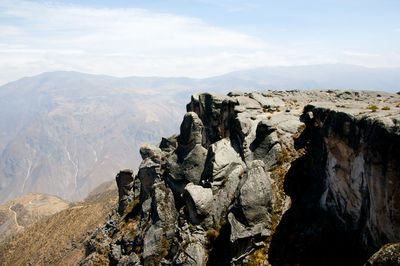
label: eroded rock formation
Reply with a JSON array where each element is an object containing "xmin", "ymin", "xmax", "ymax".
[{"xmin": 81, "ymin": 90, "xmax": 400, "ymax": 265}]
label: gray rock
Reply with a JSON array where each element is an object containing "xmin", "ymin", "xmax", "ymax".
[
  {"xmin": 111, "ymin": 243, "xmax": 122, "ymax": 261},
  {"xmin": 239, "ymin": 160, "xmax": 274, "ymax": 225},
  {"xmin": 212, "ymin": 164, "xmax": 244, "ymax": 224},
  {"xmin": 183, "ymin": 183, "xmax": 213, "ymax": 224},
  {"xmin": 250, "ymin": 121, "xmax": 282, "ymax": 168},
  {"xmin": 228, "ymin": 212, "xmax": 272, "ymax": 243},
  {"xmin": 139, "ymin": 144, "xmax": 163, "ymax": 161},
  {"xmin": 116, "ymin": 169, "xmax": 134, "ymax": 215},
  {"xmin": 178, "ymin": 112, "xmax": 205, "ymax": 148},
  {"xmin": 142, "ymin": 223, "xmax": 165, "ymax": 261},
  {"xmin": 202, "ymin": 138, "xmax": 244, "ymax": 185},
  {"xmin": 118, "ymin": 253, "xmax": 140, "ymax": 266},
  {"xmin": 137, "ymin": 158, "xmax": 162, "ymax": 201},
  {"xmin": 235, "ymin": 96, "xmax": 262, "ymax": 110},
  {"xmin": 167, "ymin": 144, "xmax": 207, "ymax": 184},
  {"xmin": 250, "ymin": 92, "xmax": 285, "ymax": 111},
  {"xmin": 159, "ymin": 134, "xmax": 178, "ymax": 153}
]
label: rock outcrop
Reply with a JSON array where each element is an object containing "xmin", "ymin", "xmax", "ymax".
[{"xmin": 81, "ymin": 90, "xmax": 400, "ymax": 265}]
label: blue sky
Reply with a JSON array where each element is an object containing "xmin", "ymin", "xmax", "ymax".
[{"xmin": 0, "ymin": 0, "xmax": 399, "ymax": 85}]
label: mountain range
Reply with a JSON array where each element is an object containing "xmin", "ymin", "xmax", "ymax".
[{"xmin": 0, "ymin": 64, "xmax": 399, "ymax": 204}]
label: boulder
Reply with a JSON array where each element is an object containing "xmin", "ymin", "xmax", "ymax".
[
  {"xmin": 167, "ymin": 144, "xmax": 207, "ymax": 184},
  {"xmin": 202, "ymin": 138, "xmax": 244, "ymax": 186},
  {"xmin": 239, "ymin": 160, "xmax": 274, "ymax": 225},
  {"xmin": 178, "ymin": 112, "xmax": 205, "ymax": 148},
  {"xmin": 183, "ymin": 184, "xmax": 213, "ymax": 224}
]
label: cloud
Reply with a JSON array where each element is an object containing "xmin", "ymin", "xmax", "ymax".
[{"xmin": 0, "ymin": 0, "xmax": 398, "ymax": 85}]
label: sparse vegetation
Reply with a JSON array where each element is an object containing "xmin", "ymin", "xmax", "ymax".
[
  {"xmin": 382, "ymin": 106, "xmax": 391, "ymax": 110},
  {"xmin": 276, "ymin": 147, "xmax": 290, "ymax": 165},
  {"xmin": 368, "ymin": 105, "xmax": 379, "ymax": 112}
]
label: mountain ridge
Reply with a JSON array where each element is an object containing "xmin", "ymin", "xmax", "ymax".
[{"xmin": 1, "ymin": 64, "xmax": 399, "ymax": 205}]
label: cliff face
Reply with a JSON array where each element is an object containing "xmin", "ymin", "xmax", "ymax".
[{"xmin": 81, "ymin": 90, "xmax": 400, "ymax": 265}]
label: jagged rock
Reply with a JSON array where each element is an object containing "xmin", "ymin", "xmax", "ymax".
[
  {"xmin": 250, "ymin": 121, "xmax": 281, "ymax": 168},
  {"xmin": 116, "ymin": 169, "xmax": 134, "ymax": 215},
  {"xmin": 137, "ymin": 158, "xmax": 162, "ymax": 201},
  {"xmin": 202, "ymin": 138, "xmax": 244, "ymax": 186},
  {"xmin": 139, "ymin": 144, "xmax": 163, "ymax": 161},
  {"xmin": 159, "ymin": 135, "xmax": 178, "ymax": 153},
  {"xmin": 212, "ymin": 164, "xmax": 244, "ymax": 224},
  {"xmin": 167, "ymin": 144, "xmax": 207, "ymax": 184},
  {"xmin": 187, "ymin": 93, "xmax": 231, "ymax": 146},
  {"xmin": 118, "ymin": 253, "xmax": 140, "ymax": 266},
  {"xmin": 142, "ymin": 223, "xmax": 165, "ymax": 262},
  {"xmin": 238, "ymin": 160, "xmax": 274, "ymax": 225},
  {"xmin": 176, "ymin": 230, "xmax": 207, "ymax": 265},
  {"xmin": 178, "ymin": 112, "xmax": 205, "ymax": 148},
  {"xmin": 82, "ymin": 90, "xmax": 400, "ymax": 266},
  {"xmin": 183, "ymin": 183, "xmax": 213, "ymax": 225}
]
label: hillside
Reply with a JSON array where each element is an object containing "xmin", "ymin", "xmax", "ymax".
[
  {"xmin": 0, "ymin": 193, "xmax": 69, "ymax": 243},
  {"xmin": 0, "ymin": 180, "xmax": 118, "ymax": 265}
]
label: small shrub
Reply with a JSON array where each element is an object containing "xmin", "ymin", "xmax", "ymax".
[
  {"xmin": 276, "ymin": 148, "xmax": 289, "ymax": 165},
  {"xmin": 206, "ymin": 229, "xmax": 219, "ymax": 243},
  {"xmin": 368, "ymin": 105, "xmax": 379, "ymax": 112},
  {"xmin": 382, "ymin": 106, "xmax": 391, "ymax": 110}
]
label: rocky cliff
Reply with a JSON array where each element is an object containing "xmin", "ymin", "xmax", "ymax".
[{"xmin": 81, "ymin": 90, "xmax": 400, "ymax": 265}]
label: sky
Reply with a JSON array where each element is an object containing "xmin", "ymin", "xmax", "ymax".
[{"xmin": 0, "ymin": 0, "xmax": 399, "ymax": 85}]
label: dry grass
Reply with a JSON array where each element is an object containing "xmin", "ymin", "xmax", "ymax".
[{"xmin": 0, "ymin": 192, "xmax": 117, "ymax": 266}]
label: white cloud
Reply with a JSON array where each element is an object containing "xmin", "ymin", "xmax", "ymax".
[{"xmin": 0, "ymin": 0, "xmax": 398, "ymax": 85}]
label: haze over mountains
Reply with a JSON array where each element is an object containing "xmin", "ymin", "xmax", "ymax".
[{"xmin": 0, "ymin": 64, "xmax": 399, "ymax": 204}]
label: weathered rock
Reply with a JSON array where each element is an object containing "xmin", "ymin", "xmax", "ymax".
[
  {"xmin": 250, "ymin": 92, "xmax": 285, "ymax": 111},
  {"xmin": 238, "ymin": 160, "xmax": 274, "ymax": 225},
  {"xmin": 137, "ymin": 158, "xmax": 161, "ymax": 201},
  {"xmin": 159, "ymin": 134, "xmax": 178, "ymax": 153},
  {"xmin": 250, "ymin": 121, "xmax": 281, "ymax": 168},
  {"xmin": 167, "ymin": 144, "xmax": 207, "ymax": 184},
  {"xmin": 201, "ymin": 138, "xmax": 244, "ymax": 186},
  {"xmin": 117, "ymin": 253, "xmax": 140, "ymax": 266},
  {"xmin": 116, "ymin": 169, "xmax": 134, "ymax": 215},
  {"xmin": 178, "ymin": 112, "xmax": 205, "ymax": 148},
  {"xmin": 139, "ymin": 144, "xmax": 163, "ymax": 161},
  {"xmin": 82, "ymin": 90, "xmax": 400, "ymax": 266},
  {"xmin": 183, "ymin": 183, "xmax": 213, "ymax": 224}
]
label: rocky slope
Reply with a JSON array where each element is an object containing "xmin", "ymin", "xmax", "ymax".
[
  {"xmin": 0, "ymin": 181, "xmax": 118, "ymax": 265},
  {"xmin": 0, "ymin": 193, "xmax": 69, "ymax": 243},
  {"xmin": 80, "ymin": 89, "xmax": 400, "ymax": 265}
]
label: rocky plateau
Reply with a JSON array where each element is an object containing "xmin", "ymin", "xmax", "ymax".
[{"xmin": 78, "ymin": 89, "xmax": 400, "ymax": 265}]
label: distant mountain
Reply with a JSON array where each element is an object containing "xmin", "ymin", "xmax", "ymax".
[
  {"xmin": 0, "ymin": 64, "xmax": 399, "ymax": 204},
  {"xmin": 200, "ymin": 64, "xmax": 400, "ymax": 91},
  {"xmin": 0, "ymin": 72, "xmax": 189, "ymax": 203}
]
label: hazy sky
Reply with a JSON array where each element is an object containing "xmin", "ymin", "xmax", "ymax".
[{"xmin": 0, "ymin": 0, "xmax": 399, "ymax": 85}]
